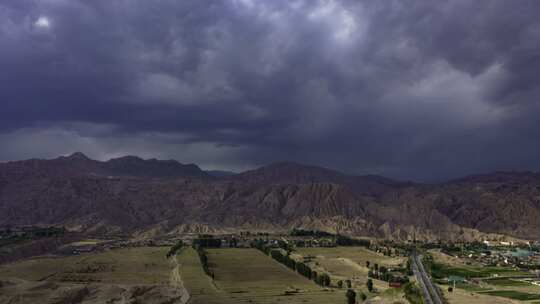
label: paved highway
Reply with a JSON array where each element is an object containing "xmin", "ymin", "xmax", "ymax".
[{"xmin": 411, "ymin": 253, "xmax": 444, "ymax": 304}]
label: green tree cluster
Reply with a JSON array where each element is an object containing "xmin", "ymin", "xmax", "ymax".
[
  {"xmin": 346, "ymin": 289, "xmax": 356, "ymax": 304},
  {"xmin": 196, "ymin": 247, "xmax": 214, "ymax": 278},
  {"xmin": 403, "ymin": 282, "xmax": 423, "ymax": 304},
  {"xmin": 335, "ymin": 235, "xmax": 370, "ymax": 247},
  {"xmin": 290, "ymin": 228, "xmax": 333, "ymax": 237},
  {"xmin": 192, "ymin": 235, "xmax": 221, "ymax": 248},
  {"xmin": 314, "ymin": 272, "xmax": 331, "ymax": 286},
  {"xmin": 367, "ymin": 278, "xmax": 374, "ymax": 292},
  {"xmin": 166, "ymin": 241, "xmax": 185, "ymax": 258},
  {"xmin": 270, "ymin": 249, "xmax": 297, "ymax": 269}
]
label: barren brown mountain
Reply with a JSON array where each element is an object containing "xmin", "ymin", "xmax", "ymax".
[{"xmin": 1, "ymin": 153, "xmax": 539, "ymax": 241}]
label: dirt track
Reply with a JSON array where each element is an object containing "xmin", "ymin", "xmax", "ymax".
[{"xmin": 170, "ymin": 254, "xmax": 191, "ymax": 304}]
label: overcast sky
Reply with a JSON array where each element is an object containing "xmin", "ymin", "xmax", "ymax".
[{"xmin": 1, "ymin": 0, "xmax": 540, "ymax": 181}]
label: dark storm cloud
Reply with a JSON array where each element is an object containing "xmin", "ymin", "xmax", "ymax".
[{"xmin": 2, "ymin": 0, "xmax": 540, "ymax": 181}]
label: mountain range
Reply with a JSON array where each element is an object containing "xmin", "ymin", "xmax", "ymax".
[{"xmin": 1, "ymin": 153, "xmax": 540, "ymax": 241}]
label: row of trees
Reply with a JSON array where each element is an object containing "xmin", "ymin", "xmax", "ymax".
[
  {"xmin": 270, "ymin": 249, "xmax": 296, "ymax": 269},
  {"xmin": 228, "ymin": 238, "xmax": 238, "ymax": 248},
  {"xmin": 296, "ymin": 261, "xmax": 313, "ymax": 278},
  {"xmin": 345, "ymin": 289, "xmax": 367, "ymax": 304},
  {"xmin": 403, "ymin": 282, "xmax": 423, "ymax": 304},
  {"xmin": 252, "ymin": 239, "xmax": 271, "ymax": 254},
  {"xmin": 336, "ymin": 235, "xmax": 370, "ymax": 247},
  {"xmin": 368, "ymin": 269, "xmax": 410, "ymax": 284},
  {"xmin": 276, "ymin": 239, "xmax": 293, "ymax": 253},
  {"xmin": 196, "ymin": 247, "xmax": 214, "ymax": 278},
  {"xmin": 289, "ymin": 229, "xmax": 371, "ymax": 247},
  {"xmin": 253, "ymin": 240, "xmax": 332, "ymax": 287},
  {"xmin": 406, "ymin": 259, "xmax": 414, "ymax": 275},
  {"xmin": 314, "ymin": 272, "xmax": 331, "ymax": 286},
  {"xmin": 192, "ymin": 235, "xmax": 222, "ymax": 248},
  {"xmin": 290, "ymin": 228, "xmax": 334, "ymax": 237},
  {"xmin": 370, "ymin": 241, "xmax": 414, "ymax": 257},
  {"xmin": 337, "ymin": 279, "xmax": 352, "ymax": 288}
]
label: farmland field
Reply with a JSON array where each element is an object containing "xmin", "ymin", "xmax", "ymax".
[
  {"xmin": 0, "ymin": 247, "xmax": 170, "ymax": 284},
  {"xmin": 182, "ymin": 248, "xmax": 347, "ymax": 304},
  {"xmin": 289, "ymin": 246, "xmax": 411, "ymax": 303},
  {"xmin": 452, "ymin": 282, "xmax": 492, "ymax": 292},
  {"xmin": 175, "ymin": 247, "xmax": 230, "ymax": 304},
  {"xmin": 431, "ymin": 262, "xmax": 528, "ymax": 280},
  {"xmin": 293, "ymin": 247, "xmax": 406, "ymax": 289},
  {"xmin": 480, "ymin": 290, "xmax": 540, "ymax": 301},
  {"xmin": 429, "ymin": 249, "xmax": 478, "ymax": 267},
  {"xmin": 0, "ymin": 247, "xmax": 185, "ymax": 304},
  {"xmin": 483, "ymin": 277, "xmax": 531, "ymax": 287},
  {"xmin": 295, "ymin": 246, "xmax": 405, "ymax": 266}
]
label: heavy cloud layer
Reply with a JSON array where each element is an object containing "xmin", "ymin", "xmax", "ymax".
[{"xmin": 1, "ymin": 0, "xmax": 540, "ymax": 181}]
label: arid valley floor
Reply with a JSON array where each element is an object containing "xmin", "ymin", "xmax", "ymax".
[{"xmin": 2, "ymin": 231, "xmax": 540, "ymax": 304}]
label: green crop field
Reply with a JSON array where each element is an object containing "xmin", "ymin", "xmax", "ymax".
[
  {"xmin": 483, "ymin": 277, "xmax": 531, "ymax": 287},
  {"xmin": 480, "ymin": 290, "xmax": 540, "ymax": 301},
  {"xmin": 453, "ymin": 282, "xmax": 492, "ymax": 292},
  {"xmin": 430, "ymin": 262, "xmax": 528, "ymax": 279}
]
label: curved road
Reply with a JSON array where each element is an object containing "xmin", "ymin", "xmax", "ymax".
[{"xmin": 411, "ymin": 253, "xmax": 444, "ymax": 304}]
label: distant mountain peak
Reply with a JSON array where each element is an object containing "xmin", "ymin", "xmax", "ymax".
[
  {"xmin": 107, "ymin": 155, "xmax": 185, "ymax": 165},
  {"xmin": 103, "ymin": 155, "xmax": 208, "ymax": 179},
  {"xmin": 4, "ymin": 152, "xmax": 209, "ymax": 180},
  {"xmin": 230, "ymin": 161, "xmax": 410, "ymax": 196},
  {"xmin": 64, "ymin": 152, "xmax": 91, "ymax": 161},
  {"xmin": 233, "ymin": 161, "xmax": 347, "ymax": 185}
]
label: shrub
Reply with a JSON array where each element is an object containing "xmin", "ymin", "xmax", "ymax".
[{"xmin": 346, "ymin": 289, "xmax": 356, "ymax": 304}]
